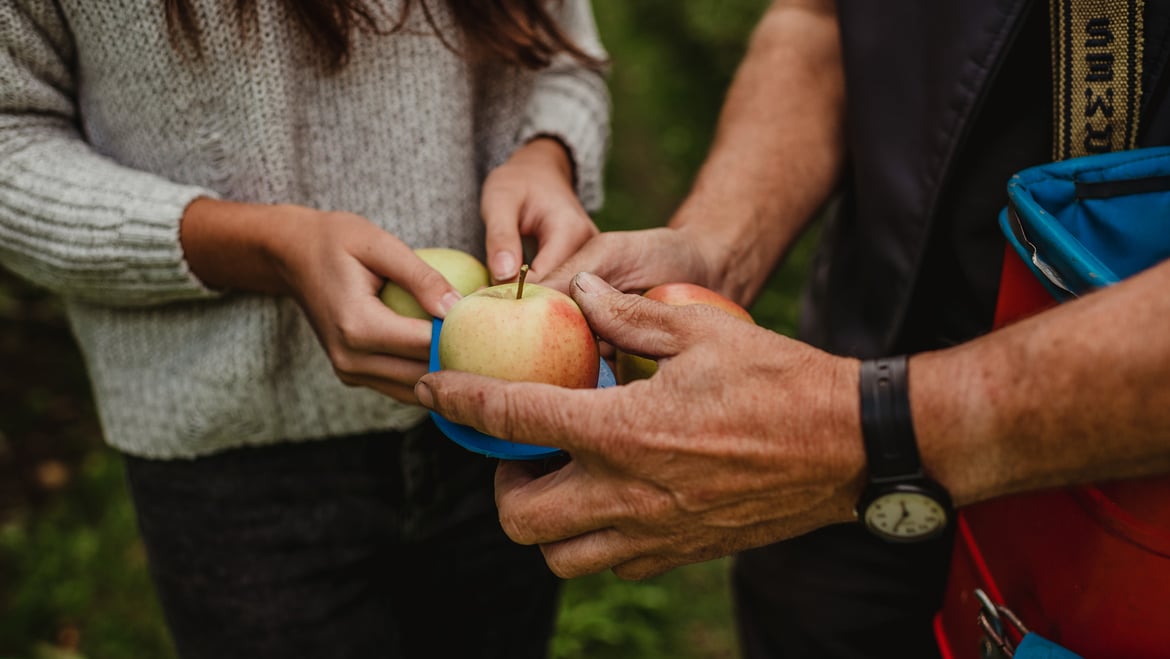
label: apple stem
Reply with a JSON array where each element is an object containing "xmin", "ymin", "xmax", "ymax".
[{"xmin": 516, "ymin": 264, "xmax": 529, "ymax": 300}]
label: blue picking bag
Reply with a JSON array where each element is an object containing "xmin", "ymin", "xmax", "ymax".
[
  {"xmin": 1000, "ymin": 146, "xmax": 1170, "ymax": 300},
  {"xmin": 1013, "ymin": 633, "xmax": 1084, "ymax": 659}
]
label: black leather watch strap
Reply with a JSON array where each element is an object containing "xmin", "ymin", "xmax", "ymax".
[{"xmin": 858, "ymin": 355, "xmax": 923, "ymax": 481}]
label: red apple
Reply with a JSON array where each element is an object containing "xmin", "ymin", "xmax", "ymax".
[
  {"xmin": 438, "ymin": 267, "xmax": 600, "ymax": 389},
  {"xmin": 615, "ymin": 282, "xmax": 754, "ymax": 384},
  {"xmin": 380, "ymin": 247, "xmax": 490, "ymax": 320}
]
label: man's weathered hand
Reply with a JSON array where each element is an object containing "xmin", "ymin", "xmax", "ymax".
[
  {"xmin": 536, "ymin": 228, "xmax": 725, "ymax": 300},
  {"xmin": 414, "ymin": 272, "xmax": 865, "ymax": 579}
]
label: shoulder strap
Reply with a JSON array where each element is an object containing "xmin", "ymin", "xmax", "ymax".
[{"xmin": 1051, "ymin": 0, "xmax": 1145, "ymax": 160}]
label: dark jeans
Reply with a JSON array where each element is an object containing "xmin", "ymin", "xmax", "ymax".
[
  {"xmin": 123, "ymin": 421, "xmax": 559, "ymax": 659},
  {"xmin": 733, "ymin": 522, "xmax": 954, "ymax": 659}
]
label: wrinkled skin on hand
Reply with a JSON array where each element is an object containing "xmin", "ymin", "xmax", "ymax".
[
  {"xmin": 537, "ymin": 227, "xmax": 721, "ymax": 299},
  {"xmin": 415, "ymin": 272, "xmax": 866, "ymax": 579},
  {"xmin": 535, "ymin": 226, "xmax": 735, "ymax": 360}
]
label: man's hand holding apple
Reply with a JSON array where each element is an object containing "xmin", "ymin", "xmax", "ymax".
[
  {"xmin": 414, "ymin": 272, "xmax": 867, "ymax": 580},
  {"xmin": 536, "ymin": 227, "xmax": 727, "ymax": 300}
]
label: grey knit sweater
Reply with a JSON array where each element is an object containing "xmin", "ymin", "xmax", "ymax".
[{"xmin": 0, "ymin": 0, "xmax": 609, "ymax": 458}]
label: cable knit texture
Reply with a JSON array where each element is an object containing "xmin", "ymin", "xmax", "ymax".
[{"xmin": 0, "ymin": 0, "xmax": 610, "ymax": 458}]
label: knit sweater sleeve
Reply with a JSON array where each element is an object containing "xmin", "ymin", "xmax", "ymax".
[
  {"xmin": 0, "ymin": 0, "xmax": 219, "ymax": 307},
  {"xmin": 518, "ymin": 0, "xmax": 612, "ymax": 212}
]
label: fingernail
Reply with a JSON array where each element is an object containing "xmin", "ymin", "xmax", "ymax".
[
  {"xmin": 438, "ymin": 292, "xmax": 462, "ymax": 316},
  {"xmin": 492, "ymin": 251, "xmax": 517, "ymax": 281},
  {"xmin": 414, "ymin": 380, "xmax": 434, "ymax": 408},
  {"xmin": 573, "ymin": 271, "xmax": 606, "ymax": 294}
]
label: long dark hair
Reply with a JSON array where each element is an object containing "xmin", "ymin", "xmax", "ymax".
[{"xmin": 164, "ymin": 0, "xmax": 604, "ymax": 71}]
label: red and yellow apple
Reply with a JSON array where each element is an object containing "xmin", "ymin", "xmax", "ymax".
[
  {"xmin": 438, "ymin": 268, "xmax": 600, "ymax": 389},
  {"xmin": 380, "ymin": 247, "xmax": 490, "ymax": 320},
  {"xmin": 615, "ymin": 282, "xmax": 754, "ymax": 384}
]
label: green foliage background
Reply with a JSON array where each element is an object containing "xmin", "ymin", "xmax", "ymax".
[{"xmin": 0, "ymin": 1, "xmax": 818, "ymax": 657}]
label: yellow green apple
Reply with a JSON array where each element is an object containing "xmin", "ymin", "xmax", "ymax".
[
  {"xmin": 379, "ymin": 247, "xmax": 490, "ymax": 319},
  {"xmin": 615, "ymin": 282, "xmax": 754, "ymax": 384},
  {"xmin": 439, "ymin": 267, "xmax": 600, "ymax": 389}
]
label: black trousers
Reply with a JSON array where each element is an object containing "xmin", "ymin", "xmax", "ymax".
[
  {"xmin": 123, "ymin": 421, "xmax": 559, "ymax": 659},
  {"xmin": 733, "ymin": 522, "xmax": 955, "ymax": 659}
]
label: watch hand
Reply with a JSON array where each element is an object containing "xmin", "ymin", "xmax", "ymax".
[{"xmin": 892, "ymin": 501, "xmax": 910, "ymax": 531}]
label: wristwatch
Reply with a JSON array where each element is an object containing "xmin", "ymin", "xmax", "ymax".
[{"xmin": 854, "ymin": 355, "xmax": 953, "ymax": 542}]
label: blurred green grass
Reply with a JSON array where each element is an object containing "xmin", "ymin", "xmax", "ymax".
[{"xmin": 0, "ymin": 1, "xmax": 821, "ymax": 657}]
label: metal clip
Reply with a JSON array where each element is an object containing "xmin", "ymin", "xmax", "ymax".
[
  {"xmin": 975, "ymin": 588, "xmax": 1031, "ymax": 658},
  {"xmin": 1005, "ymin": 205, "xmax": 1077, "ymax": 297}
]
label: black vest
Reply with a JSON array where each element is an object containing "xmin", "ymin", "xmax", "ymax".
[{"xmin": 801, "ymin": 0, "xmax": 1170, "ymax": 357}]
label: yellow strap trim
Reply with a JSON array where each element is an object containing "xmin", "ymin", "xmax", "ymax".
[{"xmin": 1051, "ymin": 0, "xmax": 1145, "ymax": 160}]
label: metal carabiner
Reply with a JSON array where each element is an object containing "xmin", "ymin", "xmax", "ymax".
[{"xmin": 975, "ymin": 588, "xmax": 1032, "ymax": 658}]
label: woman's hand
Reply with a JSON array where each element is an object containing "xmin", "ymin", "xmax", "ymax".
[
  {"xmin": 481, "ymin": 137, "xmax": 599, "ymax": 284},
  {"xmin": 180, "ymin": 198, "xmax": 461, "ymax": 404}
]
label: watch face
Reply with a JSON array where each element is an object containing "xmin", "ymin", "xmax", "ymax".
[{"xmin": 863, "ymin": 490, "xmax": 948, "ymax": 541}]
